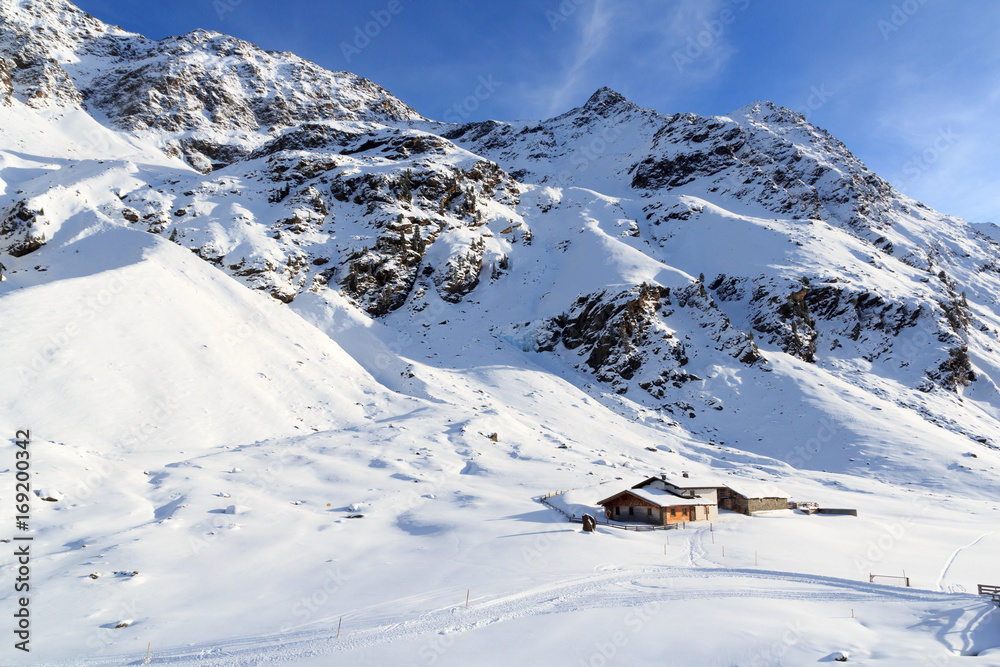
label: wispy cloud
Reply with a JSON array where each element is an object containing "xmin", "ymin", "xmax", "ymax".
[
  {"xmin": 543, "ymin": 0, "xmax": 614, "ymax": 117},
  {"xmin": 531, "ymin": 0, "xmax": 739, "ymax": 118},
  {"xmin": 661, "ymin": 0, "xmax": 736, "ymax": 81},
  {"xmin": 864, "ymin": 60, "xmax": 1000, "ymax": 222}
]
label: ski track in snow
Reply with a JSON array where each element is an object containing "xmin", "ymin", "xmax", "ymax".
[
  {"xmin": 936, "ymin": 530, "xmax": 997, "ymax": 592},
  {"xmin": 79, "ymin": 566, "xmax": 968, "ymax": 666}
]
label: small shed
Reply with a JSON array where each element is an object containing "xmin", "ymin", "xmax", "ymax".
[{"xmin": 716, "ymin": 480, "xmax": 788, "ymax": 515}]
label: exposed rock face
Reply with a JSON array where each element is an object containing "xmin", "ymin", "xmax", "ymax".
[
  {"xmin": 0, "ymin": 0, "xmax": 421, "ymax": 170},
  {"xmin": 0, "ymin": 199, "xmax": 46, "ymax": 256},
  {"xmin": 82, "ymin": 30, "xmax": 421, "ymax": 171},
  {"xmin": 0, "ymin": 57, "xmax": 12, "ymax": 105},
  {"xmin": 0, "ymin": 0, "xmax": 110, "ymax": 106},
  {"xmin": 537, "ymin": 282, "xmax": 762, "ymax": 401},
  {"xmin": 5, "ymin": 0, "xmax": 1000, "ymax": 447}
]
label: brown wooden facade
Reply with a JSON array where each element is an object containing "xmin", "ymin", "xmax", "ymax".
[{"xmin": 597, "ymin": 490, "xmax": 700, "ymax": 526}]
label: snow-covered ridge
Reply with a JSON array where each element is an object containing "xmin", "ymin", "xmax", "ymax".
[
  {"xmin": 4, "ymin": 0, "xmax": 1000, "ymax": 441},
  {"xmin": 3, "ymin": 2, "xmax": 1000, "ymax": 663},
  {"xmin": 1, "ymin": 0, "xmax": 422, "ymax": 168}
]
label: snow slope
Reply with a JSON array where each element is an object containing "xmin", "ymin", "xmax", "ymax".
[{"xmin": 2, "ymin": 0, "xmax": 1000, "ymax": 664}]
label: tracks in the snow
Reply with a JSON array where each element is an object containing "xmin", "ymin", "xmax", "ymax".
[{"xmin": 81, "ymin": 565, "xmax": 971, "ymax": 666}]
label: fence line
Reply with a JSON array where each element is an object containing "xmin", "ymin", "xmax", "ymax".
[
  {"xmin": 978, "ymin": 584, "xmax": 1000, "ymax": 607},
  {"xmin": 539, "ymin": 489, "xmax": 576, "ymax": 520},
  {"xmin": 601, "ymin": 521, "xmax": 676, "ymax": 532},
  {"xmin": 870, "ymin": 573, "xmax": 910, "ymax": 587}
]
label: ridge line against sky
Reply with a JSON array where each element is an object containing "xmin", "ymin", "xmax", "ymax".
[{"xmin": 68, "ymin": 0, "xmax": 1000, "ymax": 224}]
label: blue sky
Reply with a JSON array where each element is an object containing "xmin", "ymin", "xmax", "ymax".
[{"xmin": 73, "ymin": 0, "xmax": 1000, "ymax": 223}]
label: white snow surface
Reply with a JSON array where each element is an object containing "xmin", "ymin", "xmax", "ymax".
[{"xmin": 1, "ymin": 1, "xmax": 1000, "ymax": 665}]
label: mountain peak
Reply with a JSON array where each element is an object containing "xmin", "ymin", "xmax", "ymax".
[
  {"xmin": 2, "ymin": 0, "xmax": 79, "ymax": 13},
  {"xmin": 0, "ymin": 0, "xmax": 129, "ymax": 57},
  {"xmin": 0, "ymin": 0, "xmax": 115, "ymax": 32},
  {"xmin": 728, "ymin": 100, "xmax": 810, "ymax": 127},
  {"xmin": 1, "ymin": 0, "xmax": 422, "ymax": 162},
  {"xmin": 581, "ymin": 87, "xmax": 633, "ymax": 115},
  {"xmin": 585, "ymin": 86, "xmax": 627, "ymax": 107}
]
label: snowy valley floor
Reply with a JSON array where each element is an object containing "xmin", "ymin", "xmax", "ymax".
[
  {"xmin": 1, "ymin": 226, "xmax": 999, "ymax": 665},
  {"xmin": 11, "ymin": 354, "xmax": 1000, "ymax": 666}
]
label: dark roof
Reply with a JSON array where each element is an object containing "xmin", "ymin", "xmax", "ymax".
[
  {"xmin": 597, "ymin": 488, "xmax": 714, "ymax": 508},
  {"xmin": 631, "ymin": 474, "xmax": 788, "ymax": 499}
]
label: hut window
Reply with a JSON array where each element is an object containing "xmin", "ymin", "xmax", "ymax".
[
  {"xmin": 628, "ymin": 506, "xmax": 634, "ymax": 517},
  {"xmin": 670, "ymin": 508, "xmax": 676, "ymax": 517},
  {"xmin": 647, "ymin": 508, "xmax": 652, "ymax": 518},
  {"xmin": 615, "ymin": 506, "xmax": 621, "ymax": 516}
]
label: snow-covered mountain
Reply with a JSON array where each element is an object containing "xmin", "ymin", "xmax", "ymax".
[{"xmin": 2, "ymin": 1, "xmax": 999, "ymax": 664}]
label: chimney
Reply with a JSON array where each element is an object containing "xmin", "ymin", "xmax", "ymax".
[
  {"xmin": 660, "ymin": 474, "xmax": 666, "ymax": 481},
  {"xmin": 682, "ymin": 472, "xmax": 689, "ymax": 478}
]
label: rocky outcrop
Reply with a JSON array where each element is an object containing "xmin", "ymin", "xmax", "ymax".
[
  {"xmin": 0, "ymin": 199, "xmax": 47, "ymax": 257},
  {"xmin": 536, "ymin": 282, "xmax": 762, "ymax": 398},
  {"xmin": 84, "ymin": 31, "xmax": 420, "ymax": 131},
  {"xmin": 0, "ymin": 57, "xmax": 14, "ymax": 105},
  {"xmin": 1, "ymin": 0, "xmax": 421, "ymax": 171},
  {"xmin": 708, "ymin": 271, "xmax": 983, "ymax": 393}
]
